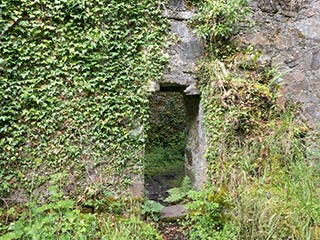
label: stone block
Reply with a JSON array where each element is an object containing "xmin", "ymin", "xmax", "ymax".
[
  {"xmin": 160, "ymin": 205, "xmax": 188, "ymax": 221},
  {"xmin": 296, "ymin": 17, "xmax": 320, "ymax": 40},
  {"xmin": 311, "ymin": 51, "xmax": 320, "ymax": 70}
]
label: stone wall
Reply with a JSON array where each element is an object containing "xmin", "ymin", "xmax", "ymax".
[
  {"xmin": 161, "ymin": 0, "xmax": 203, "ymax": 95},
  {"xmin": 184, "ymin": 95, "xmax": 207, "ymax": 189},
  {"xmin": 159, "ymin": 0, "xmax": 207, "ymax": 190},
  {"xmin": 238, "ymin": 0, "xmax": 320, "ymax": 128},
  {"xmin": 145, "ymin": 0, "xmax": 320, "ymax": 193}
]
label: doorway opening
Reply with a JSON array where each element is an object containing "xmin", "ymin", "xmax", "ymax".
[{"xmin": 144, "ymin": 90, "xmax": 186, "ymax": 205}]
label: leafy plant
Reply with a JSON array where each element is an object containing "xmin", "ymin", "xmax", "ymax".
[
  {"xmin": 1, "ymin": 186, "xmax": 163, "ymax": 239},
  {"xmin": 191, "ymin": 0, "xmax": 250, "ymax": 57},
  {"xmin": 141, "ymin": 199, "xmax": 164, "ymax": 221},
  {"xmin": 186, "ymin": 187, "xmax": 236, "ymax": 240},
  {"xmin": 1, "ymin": 187, "xmax": 97, "ymax": 239},
  {"xmin": 165, "ymin": 176, "xmax": 192, "ymax": 204}
]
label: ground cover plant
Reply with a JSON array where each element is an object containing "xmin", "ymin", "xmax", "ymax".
[{"xmin": 1, "ymin": 189, "xmax": 162, "ymax": 240}]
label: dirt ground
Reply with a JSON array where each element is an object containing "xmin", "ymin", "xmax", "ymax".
[{"xmin": 145, "ymin": 170, "xmax": 184, "ymax": 206}]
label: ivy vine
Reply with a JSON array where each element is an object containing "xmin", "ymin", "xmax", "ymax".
[{"xmin": 0, "ymin": 0, "xmax": 167, "ymax": 202}]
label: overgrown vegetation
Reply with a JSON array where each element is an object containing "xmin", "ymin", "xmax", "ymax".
[
  {"xmin": 186, "ymin": 187, "xmax": 236, "ymax": 240},
  {"xmin": 0, "ymin": 0, "xmax": 167, "ymax": 201},
  {"xmin": 0, "ymin": 0, "xmax": 168, "ymax": 237},
  {"xmin": 146, "ymin": 92, "xmax": 185, "ymax": 151},
  {"xmin": 182, "ymin": 0, "xmax": 320, "ymax": 239},
  {"xmin": 190, "ymin": 0, "xmax": 250, "ymax": 58},
  {"xmin": 1, "ymin": 189, "xmax": 162, "ymax": 239},
  {"xmin": 165, "ymin": 176, "xmax": 192, "ymax": 204},
  {"xmin": 1, "ymin": 0, "xmax": 320, "ymax": 239},
  {"xmin": 141, "ymin": 199, "xmax": 164, "ymax": 222}
]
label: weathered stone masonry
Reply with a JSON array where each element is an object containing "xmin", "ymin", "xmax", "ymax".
[
  {"xmin": 130, "ymin": 0, "xmax": 207, "ymax": 196},
  {"xmin": 134, "ymin": 0, "xmax": 320, "ymax": 195},
  {"xmin": 148, "ymin": 0, "xmax": 320, "ymax": 192},
  {"xmin": 154, "ymin": 0, "xmax": 207, "ymax": 190},
  {"xmin": 239, "ymin": 0, "xmax": 320, "ymax": 128}
]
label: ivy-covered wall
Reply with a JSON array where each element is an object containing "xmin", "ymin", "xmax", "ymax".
[{"xmin": 0, "ymin": 0, "xmax": 167, "ymax": 202}]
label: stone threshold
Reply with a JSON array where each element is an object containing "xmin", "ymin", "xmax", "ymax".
[{"xmin": 160, "ymin": 204, "xmax": 188, "ymax": 221}]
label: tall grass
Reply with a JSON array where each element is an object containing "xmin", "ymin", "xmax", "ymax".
[
  {"xmin": 188, "ymin": 54, "xmax": 320, "ymax": 239},
  {"xmin": 99, "ymin": 215, "xmax": 162, "ymax": 240},
  {"xmin": 220, "ymin": 112, "xmax": 320, "ymax": 239}
]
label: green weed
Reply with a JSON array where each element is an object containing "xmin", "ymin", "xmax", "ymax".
[
  {"xmin": 1, "ymin": 187, "xmax": 162, "ymax": 240},
  {"xmin": 165, "ymin": 176, "xmax": 192, "ymax": 204}
]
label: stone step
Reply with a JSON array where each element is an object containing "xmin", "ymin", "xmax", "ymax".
[{"xmin": 160, "ymin": 204, "xmax": 188, "ymax": 221}]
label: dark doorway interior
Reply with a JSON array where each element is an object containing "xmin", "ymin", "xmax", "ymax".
[{"xmin": 145, "ymin": 91, "xmax": 186, "ymax": 205}]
